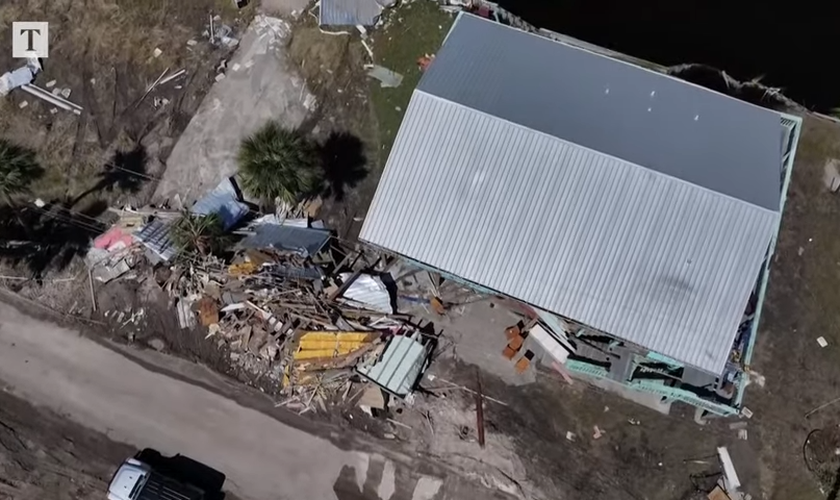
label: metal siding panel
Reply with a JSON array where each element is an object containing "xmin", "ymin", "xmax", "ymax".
[
  {"xmin": 360, "ymin": 93, "xmax": 778, "ymax": 374},
  {"xmin": 418, "ymin": 14, "xmax": 782, "ymax": 211},
  {"xmin": 319, "ymin": 0, "xmax": 382, "ymax": 26}
]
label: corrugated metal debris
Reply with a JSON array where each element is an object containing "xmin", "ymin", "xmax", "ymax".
[
  {"xmin": 338, "ymin": 273, "xmax": 393, "ymax": 314},
  {"xmin": 319, "ymin": 0, "xmax": 395, "ymax": 26},
  {"xmin": 356, "ymin": 332, "xmax": 430, "ymax": 397},
  {"xmin": 239, "ymin": 224, "xmax": 331, "ymax": 257},
  {"xmin": 135, "ymin": 218, "xmax": 178, "ymax": 262}
]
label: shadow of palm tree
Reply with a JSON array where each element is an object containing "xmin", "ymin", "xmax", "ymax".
[
  {"xmin": 319, "ymin": 132, "xmax": 368, "ymax": 201},
  {"xmin": 71, "ymin": 144, "xmax": 149, "ymax": 207},
  {"xmin": 0, "ymin": 202, "xmax": 106, "ymax": 279}
]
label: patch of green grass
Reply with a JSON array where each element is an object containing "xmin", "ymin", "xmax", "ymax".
[{"xmin": 370, "ymin": 1, "xmax": 454, "ymax": 165}]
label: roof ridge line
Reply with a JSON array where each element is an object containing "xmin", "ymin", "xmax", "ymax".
[{"xmin": 415, "ymin": 89, "xmax": 780, "ymax": 215}]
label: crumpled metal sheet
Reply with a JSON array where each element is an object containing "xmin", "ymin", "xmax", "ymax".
[{"xmin": 338, "ymin": 273, "xmax": 393, "ymax": 314}]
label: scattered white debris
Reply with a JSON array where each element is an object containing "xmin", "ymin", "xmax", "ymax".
[
  {"xmin": 737, "ymin": 428, "xmax": 748, "ymax": 440},
  {"xmin": 60, "ymin": 88, "xmax": 71, "ymax": 99},
  {"xmin": 746, "ymin": 370, "xmax": 766, "ymax": 388},
  {"xmin": 798, "ymin": 246, "xmax": 805, "ymax": 256},
  {"xmin": 232, "ymin": 63, "xmax": 241, "ymax": 72},
  {"xmin": 49, "ymin": 108, "xmax": 58, "ymax": 114},
  {"xmin": 818, "ymin": 336, "xmax": 829, "ymax": 348},
  {"xmin": 717, "ymin": 446, "xmax": 741, "ymax": 492},
  {"xmin": 0, "ymin": 64, "xmax": 37, "ymax": 96},
  {"xmin": 215, "ymin": 73, "xmax": 226, "ymax": 82},
  {"xmin": 187, "ymin": 39, "xmax": 198, "ymax": 46},
  {"xmin": 153, "ymin": 47, "xmax": 163, "ymax": 58},
  {"xmin": 50, "ymin": 88, "xmax": 61, "ymax": 96},
  {"xmin": 158, "ymin": 69, "xmax": 186, "ymax": 86},
  {"xmin": 592, "ymin": 425, "xmax": 604, "ymax": 439},
  {"xmin": 361, "ymin": 39, "xmax": 374, "ymax": 59},
  {"xmin": 825, "ymin": 159, "xmax": 840, "ymax": 192},
  {"xmin": 628, "ymin": 418, "xmax": 640, "ymax": 425},
  {"xmin": 45, "ymin": 80, "xmax": 56, "ymax": 88},
  {"xmin": 741, "ymin": 407, "xmax": 753, "ymax": 419},
  {"xmin": 302, "ymin": 93, "xmax": 317, "ymax": 110},
  {"xmin": 18, "ymin": 101, "xmax": 28, "ymax": 109},
  {"xmin": 33, "ymin": 199, "xmax": 45, "ymax": 208},
  {"xmin": 367, "ymin": 65, "xmax": 403, "ymax": 88},
  {"xmin": 90, "ymin": 78, "xmax": 96, "ymax": 85},
  {"xmin": 565, "ymin": 431, "xmax": 575, "ymax": 441}
]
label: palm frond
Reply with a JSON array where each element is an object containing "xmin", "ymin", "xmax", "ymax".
[
  {"xmin": 170, "ymin": 211, "xmax": 230, "ymax": 256},
  {"xmin": 0, "ymin": 140, "xmax": 43, "ymax": 204},
  {"xmin": 237, "ymin": 121, "xmax": 322, "ymax": 205}
]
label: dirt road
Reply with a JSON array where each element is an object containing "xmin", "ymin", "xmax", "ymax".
[{"xmin": 0, "ymin": 302, "xmax": 504, "ymax": 500}]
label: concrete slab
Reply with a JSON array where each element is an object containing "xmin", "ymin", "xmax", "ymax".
[
  {"xmin": 402, "ymin": 294, "xmax": 537, "ymax": 386},
  {"xmin": 154, "ymin": 15, "xmax": 312, "ymax": 204}
]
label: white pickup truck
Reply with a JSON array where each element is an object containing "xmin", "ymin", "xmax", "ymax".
[{"xmin": 108, "ymin": 456, "xmax": 206, "ymax": 500}]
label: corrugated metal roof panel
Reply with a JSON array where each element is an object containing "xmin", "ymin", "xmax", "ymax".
[
  {"xmin": 319, "ymin": 0, "xmax": 384, "ymax": 26},
  {"xmin": 356, "ymin": 334, "xmax": 430, "ymax": 396},
  {"xmin": 135, "ymin": 219, "xmax": 177, "ymax": 261},
  {"xmin": 239, "ymin": 224, "xmax": 331, "ymax": 257},
  {"xmin": 419, "ymin": 14, "xmax": 783, "ymax": 211},
  {"xmin": 361, "ymin": 92, "xmax": 778, "ymax": 374}
]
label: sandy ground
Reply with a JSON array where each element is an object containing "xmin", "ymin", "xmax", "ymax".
[
  {"xmin": 0, "ymin": 0, "xmax": 247, "ymax": 206},
  {"xmin": 154, "ymin": 14, "xmax": 312, "ymax": 204},
  {"xmin": 0, "ymin": 389, "xmax": 135, "ymax": 500},
  {"xmin": 0, "ymin": 300, "xmax": 515, "ymax": 500}
]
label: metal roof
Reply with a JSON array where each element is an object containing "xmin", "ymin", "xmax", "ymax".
[
  {"xmin": 319, "ymin": 0, "xmax": 387, "ymax": 26},
  {"xmin": 419, "ymin": 14, "xmax": 783, "ymax": 211},
  {"xmin": 239, "ymin": 224, "xmax": 331, "ymax": 257},
  {"xmin": 135, "ymin": 218, "xmax": 177, "ymax": 262},
  {"xmin": 360, "ymin": 15, "xmax": 786, "ymax": 374}
]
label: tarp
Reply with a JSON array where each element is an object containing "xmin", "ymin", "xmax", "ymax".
[{"xmin": 190, "ymin": 177, "xmax": 249, "ymax": 230}]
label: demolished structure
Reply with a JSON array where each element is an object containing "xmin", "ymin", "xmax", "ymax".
[{"xmin": 360, "ymin": 13, "xmax": 802, "ymax": 416}]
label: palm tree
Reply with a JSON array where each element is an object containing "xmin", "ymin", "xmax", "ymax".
[
  {"xmin": 170, "ymin": 212, "xmax": 230, "ymax": 256},
  {"xmin": 237, "ymin": 121, "xmax": 322, "ymax": 206},
  {"xmin": 0, "ymin": 139, "xmax": 43, "ymax": 205}
]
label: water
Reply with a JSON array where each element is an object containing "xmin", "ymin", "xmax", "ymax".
[{"xmin": 495, "ymin": 0, "xmax": 838, "ymax": 112}]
